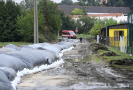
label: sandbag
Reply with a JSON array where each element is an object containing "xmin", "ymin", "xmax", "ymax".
[
  {"xmin": 0, "ymin": 54, "xmax": 27, "ymax": 71},
  {"xmin": 4, "ymin": 44, "xmax": 21, "ymax": 51},
  {"xmin": 51, "ymin": 44, "xmax": 62, "ymax": 51},
  {"xmin": 0, "ymin": 67, "xmax": 16, "ymax": 81},
  {"xmin": 27, "ymin": 42, "xmax": 51, "ymax": 49},
  {"xmin": 57, "ymin": 41, "xmax": 72, "ymax": 49},
  {"xmin": 38, "ymin": 45, "xmax": 60, "ymax": 59},
  {"xmin": 0, "ymin": 70, "xmax": 14, "ymax": 90},
  {"xmin": 8, "ymin": 50, "xmax": 57, "ymax": 69}
]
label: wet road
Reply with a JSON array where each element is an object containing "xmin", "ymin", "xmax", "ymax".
[{"xmin": 18, "ymin": 39, "xmax": 133, "ymax": 90}]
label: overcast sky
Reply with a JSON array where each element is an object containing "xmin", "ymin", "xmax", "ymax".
[{"xmin": 13, "ymin": 0, "xmax": 78, "ymax": 4}]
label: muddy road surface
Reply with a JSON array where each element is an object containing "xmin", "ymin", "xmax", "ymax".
[{"xmin": 18, "ymin": 39, "xmax": 133, "ymax": 90}]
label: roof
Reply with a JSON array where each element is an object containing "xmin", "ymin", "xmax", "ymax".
[
  {"xmin": 101, "ymin": 23, "xmax": 127, "ymax": 29},
  {"xmin": 58, "ymin": 5, "xmax": 131, "ymax": 15}
]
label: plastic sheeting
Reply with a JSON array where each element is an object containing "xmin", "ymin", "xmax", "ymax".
[
  {"xmin": 39, "ymin": 46, "xmax": 61, "ymax": 59},
  {"xmin": 0, "ymin": 67, "xmax": 16, "ymax": 81},
  {"xmin": 5, "ymin": 44, "xmax": 21, "ymax": 51},
  {"xmin": 0, "ymin": 70, "xmax": 14, "ymax": 90},
  {"xmin": 57, "ymin": 41, "xmax": 73, "ymax": 49},
  {"xmin": 0, "ymin": 40, "xmax": 77, "ymax": 90},
  {"xmin": 4, "ymin": 44, "xmax": 21, "ymax": 52},
  {"xmin": 0, "ymin": 54, "xmax": 27, "ymax": 71},
  {"xmin": 8, "ymin": 50, "xmax": 57, "ymax": 69}
]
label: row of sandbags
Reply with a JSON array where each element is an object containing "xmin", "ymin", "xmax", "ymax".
[{"xmin": 0, "ymin": 40, "xmax": 76, "ymax": 90}]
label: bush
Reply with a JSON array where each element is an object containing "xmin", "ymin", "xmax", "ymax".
[{"xmin": 39, "ymin": 34, "xmax": 47, "ymax": 43}]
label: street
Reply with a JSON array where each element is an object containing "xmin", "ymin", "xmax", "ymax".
[{"xmin": 18, "ymin": 39, "xmax": 133, "ymax": 90}]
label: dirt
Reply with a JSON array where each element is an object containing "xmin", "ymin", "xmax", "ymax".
[
  {"xmin": 101, "ymin": 51, "xmax": 120, "ymax": 56},
  {"xmin": 110, "ymin": 58, "xmax": 133, "ymax": 66},
  {"xmin": 89, "ymin": 43, "xmax": 109, "ymax": 52},
  {"xmin": 17, "ymin": 39, "xmax": 133, "ymax": 90}
]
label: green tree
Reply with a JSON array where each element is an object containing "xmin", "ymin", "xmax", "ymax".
[
  {"xmin": 122, "ymin": 0, "xmax": 133, "ymax": 11},
  {"xmin": 0, "ymin": 1, "xmax": 5, "ymax": 41},
  {"xmin": 38, "ymin": 0, "xmax": 62, "ymax": 41},
  {"xmin": 89, "ymin": 21, "xmax": 104, "ymax": 36},
  {"xmin": 0, "ymin": 0, "xmax": 21, "ymax": 42},
  {"xmin": 59, "ymin": 0, "xmax": 73, "ymax": 5},
  {"xmin": 60, "ymin": 11, "xmax": 76, "ymax": 31},
  {"xmin": 71, "ymin": 8, "xmax": 84, "ymax": 15},
  {"xmin": 17, "ymin": 9, "xmax": 45, "ymax": 42},
  {"xmin": 78, "ymin": 0, "xmax": 100, "ymax": 6},
  {"xmin": 76, "ymin": 16, "xmax": 96, "ymax": 34},
  {"xmin": 19, "ymin": 0, "xmax": 26, "ymax": 10},
  {"xmin": 102, "ymin": 0, "xmax": 124, "ymax": 7},
  {"xmin": 19, "ymin": 0, "xmax": 34, "ymax": 10},
  {"xmin": 86, "ymin": 0, "xmax": 100, "ymax": 6},
  {"xmin": 89, "ymin": 18, "xmax": 119, "ymax": 36}
]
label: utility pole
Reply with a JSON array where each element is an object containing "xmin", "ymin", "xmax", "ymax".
[{"xmin": 34, "ymin": 0, "xmax": 38, "ymax": 43}]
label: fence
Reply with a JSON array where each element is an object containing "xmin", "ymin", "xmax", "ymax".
[
  {"xmin": 127, "ymin": 11, "xmax": 133, "ymax": 54},
  {"xmin": 98, "ymin": 36, "xmax": 127, "ymax": 53}
]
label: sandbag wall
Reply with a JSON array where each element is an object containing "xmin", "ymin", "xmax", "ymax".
[{"xmin": 0, "ymin": 39, "xmax": 76, "ymax": 90}]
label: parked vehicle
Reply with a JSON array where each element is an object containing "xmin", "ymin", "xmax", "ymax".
[{"xmin": 62, "ymin": 30, "xmax": 77, "ymax": 39}]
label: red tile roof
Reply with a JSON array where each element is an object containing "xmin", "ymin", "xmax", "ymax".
[{"xmin": 88, "ymin": 13, "xmax": 123, "ymax": 17}]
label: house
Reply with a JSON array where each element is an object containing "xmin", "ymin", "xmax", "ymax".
[
  {"xmin": 58, "ymin": 5, "xmax": 131, "ymax": 22},
  {"xmin": 100, "ymin": 23, "xmax": 127, "ymax": 47},
  {"xmin": 58, "ymin": 5, "xmax": 131, "ymax": 16},
  {"xmin": 99, "ymin": 11, "xmax": 133, "ymax": 54}
]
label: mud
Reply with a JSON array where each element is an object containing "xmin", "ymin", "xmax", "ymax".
[
  {"xmin": 110, "ymin": 58, "xmax": 133, "ymax": 66},
  {"xmin": 90, "ymin": 43, "xmax": 109, "ymax": 52},
  {"xmin": 87, "ymin": 37, "xmax": 95, "ymax": 42},
  {"xmin": 101, "ymin": 51, "xmax": 120, "ymax": 56},
  {"xmin": 18, "ymin": 39, "xmax": 133, "ymax": 90}
]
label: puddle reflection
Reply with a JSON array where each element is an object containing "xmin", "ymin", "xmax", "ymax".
[{"xmin": 66, "ymin": 55, "xmax": 102, "ymax": 63}]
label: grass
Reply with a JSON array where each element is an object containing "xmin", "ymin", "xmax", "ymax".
[
  {"xmin": 77, "ymin": 34, "xmax": 91, "ymax": 39},
  {"xmin": 97, "ymin": 44, "xmax": 133, "ymax": 71},
  {"xmin": 0, "ymin": 42, "xmax": 33, "ymax": 47},
  {"xmin": 98, "ymin": 47, "xmax": 133, "ymax": 62}
]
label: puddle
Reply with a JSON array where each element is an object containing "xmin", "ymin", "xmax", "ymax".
[{"xmin": 66, "ymin": 55, "xmax": 102, "ymax": 63}]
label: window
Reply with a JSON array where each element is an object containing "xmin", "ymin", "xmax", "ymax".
[
  {"xmin": 70, "ymin": 32, "xmax": 75, "ymax": 35},
  {"xmin": 63, "ymin": 32, "xmax": 68, "ymax": 34},
  {"xmin": 114, "ymin": 31, "xmax": 124, "ymax": 41}
]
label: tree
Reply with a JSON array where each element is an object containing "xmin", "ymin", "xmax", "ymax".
[
  {"xmin": 122, "ymin": 0, "xmax": 133, "ymax": 11},
  {"xmin": 76, "ymin": 16, "xmax": 96, "ymax": 34},
  {"xmin": 0, "ymin": 0, "xmax": 21, "ymax": 42},
  {"xmin": 60, "ymin": 10, "xmax": 76, "ymax": 32},
  {"xmin": 71, "ymin": 8, "xmax": 84, "ymax": 15},
  {"xmin": 86, "ymin": 0, "xmax": 100, "ymax": 6},
  {"xmin": 59, "ymin": 0, "xmax": 73, "ymax": 5},
  {"xmin": 19, "ymin": 0, "xmax": 26, "ymax": 10},
  {"xmin": 77, "ymin": 0, "xmax": 100, "ymax": 6},
  {"xmin": 38, "ymin": 0, "xmax": 62, "ymax": 41},
  {"xmin": 19, "ymin": 0, "xmax": 34, "ymax": 10},
  {"xmin": 102, "ymin": 0, "xmax": 124, "ymax": 7},
  {"xmin": 89, "ymin": 20, "xmax": 104, "ymax": 36},
  {"xmin": 89, "ymin": 18, "xmax": 119, "ymax": 36},
  {"xmin": 17, "ymin": 9, "xmax": 45, "ymax": 42}
]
